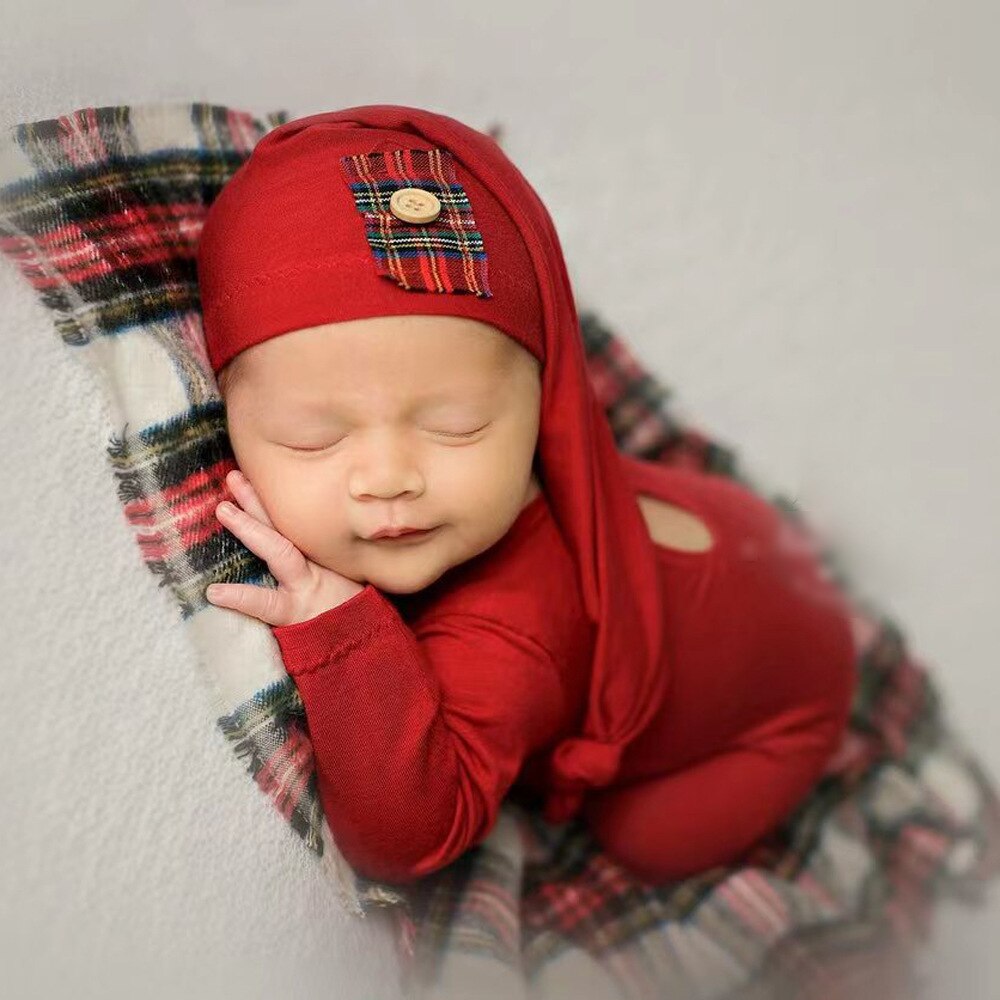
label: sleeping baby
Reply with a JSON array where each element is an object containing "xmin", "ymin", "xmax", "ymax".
[{"xmin": 197, "ymin": 104, "xmax": 858, "ymax": 887}]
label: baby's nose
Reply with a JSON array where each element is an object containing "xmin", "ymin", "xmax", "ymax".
[{"xmin": 349, "ymin": 441, "xmax": 424, "ymax": 501}]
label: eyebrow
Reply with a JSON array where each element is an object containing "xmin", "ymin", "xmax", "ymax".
[{"xmin": 289, "ymin": 386, "xmax": 494, "ymax": 417}]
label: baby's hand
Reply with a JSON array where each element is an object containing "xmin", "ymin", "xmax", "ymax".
[{"xmin": 205, "ymin": 469, "xmax": 365, "ymax": 627}]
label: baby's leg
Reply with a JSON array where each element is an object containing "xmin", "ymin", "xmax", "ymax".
[{"xmin": 581, "ymin": 735, "xmax": 836, "ymax": 884}]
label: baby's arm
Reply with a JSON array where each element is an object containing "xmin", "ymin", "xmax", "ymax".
[{"xmin": 271, "ymin": 584, "xmax": 565, "ymax": 885}]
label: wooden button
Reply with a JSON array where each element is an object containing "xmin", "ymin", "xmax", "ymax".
[{"xmin": 389, "ymin": 187, "xmax": 442, "ymax": 224}]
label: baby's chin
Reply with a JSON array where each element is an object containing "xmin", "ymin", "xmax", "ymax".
[
  {"xmin": 334, "ymin": 541, "xmax": 458, "ymax": 595},
  {"xmin": 355, "ymin": 521, "xmax": 515, "ymax": 593},
  {"xmin": 360, "ymin": 558, "xmax": 450, "ymax": 595},
  {"xmin": 322, "ymin": 524, "xmax": 506, "ymax": 595}
]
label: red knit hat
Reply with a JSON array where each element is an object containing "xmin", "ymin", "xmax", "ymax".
[
  {"xmin": 197, "ymin": 115, "xmax": 543, "ymax": 374},
  {"xmin": 196, "ymin": 104, "xmax": 667, "ymax": 825}
]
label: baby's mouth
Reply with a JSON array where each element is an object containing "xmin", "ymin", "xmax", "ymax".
[{"xmin": 366, "ymin": 525, "xmax": 441, "ymax": 544}]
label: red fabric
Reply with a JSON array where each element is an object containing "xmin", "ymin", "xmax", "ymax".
[
  {"xmin": 272, "ymin": 483, "xmax": 592, "ymax": 884},
  {"xmin": 272, "ymin": 454, "xmax": 858, "ymax": 885},
  {"xmin": 585, "ymin": 456, "xmax": 858, "ymax": 883},
  {"xmin": 196, "ymin": 114, "xmax": 544, "ymax": 373},
  {"xmin": 199, "ymin": 104, "xmax": 669, "ymax": 824}
]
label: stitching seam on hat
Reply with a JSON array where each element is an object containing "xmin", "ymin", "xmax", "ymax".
[{"xmin": 203, "ymin": 256, "xmax": 383, "ymax": 316}]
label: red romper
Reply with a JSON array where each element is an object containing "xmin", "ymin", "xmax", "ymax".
[{"xmin": 271, "ymin": 456, "xmax": 857, "ymax": 887}]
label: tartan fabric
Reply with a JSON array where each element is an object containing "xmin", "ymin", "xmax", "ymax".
[
  {"xmin": 339, "ymin": 146, "xmax": 491, "ymax": 296},
  {"xmin": 2, "ymin": 101, "xmax": 998, "ymax": 1000}
]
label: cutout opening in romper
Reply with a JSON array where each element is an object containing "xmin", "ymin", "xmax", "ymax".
[{"xmin": 636, "ymin": 493, "xmax": 717, "ymax": 555}]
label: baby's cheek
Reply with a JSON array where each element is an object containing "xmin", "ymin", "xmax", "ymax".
[{"xmin": 271, "ymin": 489, "xmax": 346, "ymax": 559}]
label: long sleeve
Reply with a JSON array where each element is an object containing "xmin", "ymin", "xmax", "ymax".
[{"xmin": 270, "ymin": 583, "xmax": 566, "ymax": 885}]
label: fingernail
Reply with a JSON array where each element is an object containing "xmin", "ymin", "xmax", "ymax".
[
  {"xmin": 217, "ymin": 502, "xmax": 234, "ymax": 515},
  {"xmin": 206, "ymin": 585, "xmax": 222, "ymax": 600}
]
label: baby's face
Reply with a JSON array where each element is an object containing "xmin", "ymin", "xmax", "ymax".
[{"xmin": 219, "ymin": 314, "xmax": 542, "ymax": 595}]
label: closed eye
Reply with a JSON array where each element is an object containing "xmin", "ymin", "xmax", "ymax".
[
  {"xmin": 286, "ymin": 441, "xmax": 342, "ymax": 453},
  {"xmin": 431, "ymin": 424, "xmax": 490, "ymax": 439},
  {"xmin": 283, "ymin": 424, "xmax": 490, "ymax": 452}
]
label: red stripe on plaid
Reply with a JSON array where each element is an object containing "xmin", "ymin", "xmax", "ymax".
[
  {"xmin": 122, "ymin": 458, "xmax": 236, "ymax": 558},
  {"xmin": 0, "ymin": 202, "xmax": 202, "ymax": 289}
]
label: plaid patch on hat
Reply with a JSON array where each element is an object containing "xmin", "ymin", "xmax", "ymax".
[{"xmin": 339, "ymin": 147, "xmax": 492, "ymax": 296}]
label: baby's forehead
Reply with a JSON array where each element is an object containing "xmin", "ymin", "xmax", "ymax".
[
  {"xmin": 263, "ymin": 328, "xmax": 526, "ymax": 373},
  {"xmin": 221, "ymin": 315, "xmax": 539, "ymax": 404}
]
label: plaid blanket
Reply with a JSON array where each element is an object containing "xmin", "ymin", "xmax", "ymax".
[{"xmin": 2, "ymin": 101, "xmax": 998, "ymax": 1000}]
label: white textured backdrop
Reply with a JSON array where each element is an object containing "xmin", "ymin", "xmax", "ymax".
[{"xmin": 1, "ymin": 1, "xmax": 997, "ymax": 997}]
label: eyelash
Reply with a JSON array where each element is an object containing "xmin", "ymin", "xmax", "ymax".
[
  {"xmin": 435, "ymin": 427, "xmax": 486, "ymax": 438},
  {"xmin": 289, "ymin": 425, "xmax": 489, "ymax": 452}
]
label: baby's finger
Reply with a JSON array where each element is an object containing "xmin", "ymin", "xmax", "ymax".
[
  {"xmin": 214, "ymin": 501, "xmax": 309, "ymax": 587},
  {"xmin": 204, "ymin": 582, "xmax": 288, "ymax": 626},
  {"xmin": 226, "ymin": 469, "xmax": 274, "ymax": 528}
]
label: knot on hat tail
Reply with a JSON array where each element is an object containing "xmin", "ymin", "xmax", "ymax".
[
  {"xmin": 553, "ymin": 736, "xmax": 623, "ymax": 784},
  {"xmin": 541, "ymin": 738, "xmax": 624, "ymax": 824}
]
